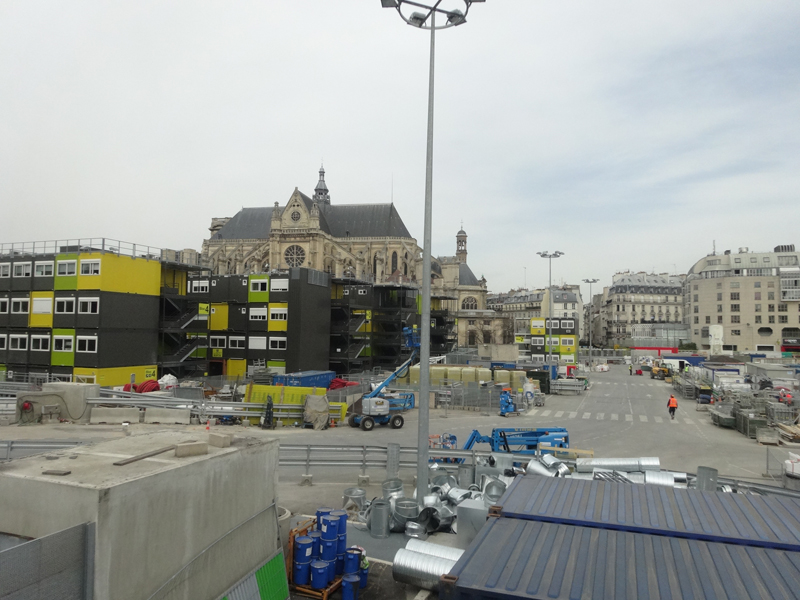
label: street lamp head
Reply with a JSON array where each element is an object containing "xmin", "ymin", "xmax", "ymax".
[
  {"xmin": 583, "ymin": 278, "xmax": 599, "ymax": 284},
  {"xmin": 380, "ymin": 0, "xmax": 398, "ymax": 7},
  {"xmin": 553, "ymin": 251, "xmax": 564, "ymax": 258},
  {"xmin": 387, "ymin": 0, "xmax": 480, "ymax": 30},
  {"xmin": 447, "ymin": 9, "xmax": 467, "ymax": 25},
  {"xmin": 408, "ymin": 12, "xmax": 427, "ymax": 26}
]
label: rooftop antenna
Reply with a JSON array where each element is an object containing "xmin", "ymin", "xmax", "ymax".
[{"xmin": 713, "ymin": 240, "xmax": 716, "ymax": 255}]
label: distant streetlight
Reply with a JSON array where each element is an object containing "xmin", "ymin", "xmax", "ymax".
[
  {"xmin": 380, "ymin": 0, "xmax": 486, "ymax": 510},
  {"xmin": 582, "ymin": 278, "xmax": 599, "ymax": 364},
  {"xmin": 537, "ymin": 251, "xmax": 563, "ymax": 368}
]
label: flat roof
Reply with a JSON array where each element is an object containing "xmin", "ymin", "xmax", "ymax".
[{"xmin": 0, "ymin": 431, "xmax": 275, "ymax": 490}]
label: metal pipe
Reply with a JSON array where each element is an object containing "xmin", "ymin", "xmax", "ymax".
[
  {"xmin": 405, "ymin": 538, "xmax": 464, "ymax": 561},
  {"xmin": 392, "ymin": 548, "xmax": 455, "ymax": 591}
]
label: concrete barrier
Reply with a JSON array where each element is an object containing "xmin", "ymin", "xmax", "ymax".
[
  {"xmin": 175, "ymin": 441, "xmax": 208, "ymax": 457},
  {"xmin": 144, "ymin": 408, "xmax": 191, "ymax": 425},
  {"xmin": 89, "ymin": 407, "xmax": 140, "ymax": 425}
]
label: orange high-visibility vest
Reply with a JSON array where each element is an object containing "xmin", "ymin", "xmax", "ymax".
[{"xmin": 668, "ymin": 397, "xmax": 678, "ymax": 408}]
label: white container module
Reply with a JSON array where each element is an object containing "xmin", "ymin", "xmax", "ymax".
[
  {"xmin": 410, "ymin": 365, "xmax": 420, "ymax": 385},
  {"xmin": 494, "ymin": 370, "xmax": 510, "ymax": 385},
  {"xmin": 446, "ymin": 367, "xmax": 463, "ymax": 382},
  {"xmin": 477, "ymin": 368, "xmax": 492, "ymax": 383},
  {"xmin": 430, "ymin": 366, "xmax": 447, "ymax": 384},
  {"xmin": 460, "ymin": 367, "xmax": 477, "ymax": 383}
]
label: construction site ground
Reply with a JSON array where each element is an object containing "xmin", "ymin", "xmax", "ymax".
[{"xmin": 2, "ymin": 364, "xmax": 795, "ymax": 599}]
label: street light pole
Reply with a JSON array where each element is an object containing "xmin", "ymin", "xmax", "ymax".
[
  {"xmin": 381, "ymin": 0, "xmax": 484, "ymax": 510},
  {"xmin": 583, "ymin": 278, "xmax": 598, "ymax": 367},
  {"xmin": 537, "ymin": 251, "xmax": 563, "ymax": 370}
]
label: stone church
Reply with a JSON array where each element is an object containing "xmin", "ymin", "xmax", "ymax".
[{"xmin": 201, "ymin": 167, "xmax": 422, "ymax": 282}]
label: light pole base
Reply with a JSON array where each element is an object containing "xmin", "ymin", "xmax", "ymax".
[
  {"xmin": 300, "ymin": 474, "xmax": 313, "ymax": 486},
  {"xmin": 357, "ymin": 474, "xmax": 370, "ymax": 486}
]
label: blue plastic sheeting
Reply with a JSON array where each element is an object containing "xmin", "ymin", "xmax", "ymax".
[
  {"xmin": 441, "ymin": 517, "xmax": 800, "ymax": 600},
  {"xmin": 495, "ymin": 476, "xmax": 800, "ymax": 551}
]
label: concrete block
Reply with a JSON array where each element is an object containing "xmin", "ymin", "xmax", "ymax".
[
  {"xmin": 241, "ymin": 419, "xmax": 251, "ymax": 427},
  {"xmin": 144, "ymin": 408, "xmax": 191, "ymax": 425},
  {"xmin": 357, "ymin": 475, "xmax": 370, "ymax": 486},
  {"xmin": 175, "ymin": 442, "xmax": 208, "ymax": 458},
  {"xmin": 300, "ymin": 474, "xmax": 313, "ymax": 486},
  {"xmin": 208, "ymin": 433, "xmax": 231, "ymax": 448},
  {"xmin": 90, "ymin": 407, "xmax": 140, "ymax": 425},
  {"xmin": 0, "ymin": 416, "xmax": 12, "ymax": 426}
]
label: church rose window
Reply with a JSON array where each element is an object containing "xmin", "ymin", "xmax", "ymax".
[
  {"xmin": 291, "ymin": 211, "xmax": 301, "ymax": 221},
  {"xmin": 284, "ymin": 245, "xmax": 306, "ymax": 267},
  {"xmin": 462, "ymin": 296, "xmax": 478, "ymax": 310}
]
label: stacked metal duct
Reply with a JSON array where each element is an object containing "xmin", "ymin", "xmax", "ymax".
[
  {"xmin": 392, "ymin": 540, "xmax": 462, "ymax": 591},
  {"xmin": 525, "ymin": 455, "xmax": 570, "ymax": 478}
]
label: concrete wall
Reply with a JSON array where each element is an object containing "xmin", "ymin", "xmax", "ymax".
[
  {"xmin": 95, "ymin": 438, "xmax": 279, "ymax": 600},
  {"xmin": 41, "ymin": 382, "xmax": 99, "ymax": 423}
]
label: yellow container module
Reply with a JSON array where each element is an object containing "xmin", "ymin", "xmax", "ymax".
[
  {"xmin": 430, "ymin": 366, "xmax": 447, "ymax": 384},
  {"xmin": 446, "ymin": 367, "xmax": 462, "ymax": 382},
  {"xmin": 410, "ymin": 365, "xmax": 420, "ymax": 385},
  {"xmin": 461, "ymin": 367, "xmax": 477, "ymax": 383},
  {"xmin": 494, "ymin": 369, "xmax": 510, "ymax": 385},
  {"xmin": 477, "ymin": 368, "xmax": 492, "ymax": 383},
  {"xmin": 245, "ymin": 383, "xmax": 331, "ymax": 426},
  {"xmin": 511, "ymin": 371, "xmax": 527, "ymax": 390}
]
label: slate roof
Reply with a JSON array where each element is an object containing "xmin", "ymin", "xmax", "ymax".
[
  {"xmin": 459, "ymin": 263, "xmax": 480, "ymax": 286},
  {"xmin": 211, "ymin": 201, "xmax": 412, "ymax": 241}
]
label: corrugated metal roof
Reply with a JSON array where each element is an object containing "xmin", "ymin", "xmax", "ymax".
[
  {"xmin": 442, "ymin": 517, "xmax": 800, "ymax": 600},
  {"xmin": 495, "ymin": 476, "xmax": 800, "ymax": 551}
]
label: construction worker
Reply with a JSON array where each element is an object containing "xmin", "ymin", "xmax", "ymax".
[
  {"xmin": 629, "ymin": 364, "xmax": 632, "ymax": 376},
  {"xmin": 668, "ymin": 395, "xmax": 678, "ymax": 420}
]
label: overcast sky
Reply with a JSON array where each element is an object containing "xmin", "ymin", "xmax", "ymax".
[{"xmin": 2, "ymin": 1, "xmax": 799, "ymax": 302}]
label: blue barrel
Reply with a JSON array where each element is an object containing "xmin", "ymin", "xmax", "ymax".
[
  {"xmin": 293, "ymin": 560, "xmax": 310, "ymax": 586},
  {"xmin": 320, "ymin": 538, "xmax": 336, "ymax": 561},
  {"xmin": 360, "ymin": 565, "xmax": 369, "ymax": 588},
  {"xmin": 335, "ymin": 553, "xmax": 345, "ymax": 576},
  {"xmin": 326, "ymin": 560, "xmax": 336, "ymax": 583},
  {"xmin": 310, "ymin": 561, "xmax": 328, "ymax": 590},
  {"xmin": 294, "ymin": 536, "xmax": 313, "ymax": 564},
  {"xmin": 308, "ymin": 530, "xmax": 322, "ymax": 559},
  {"xmin": 316, "ymin": 507, "xmax": 334, "ymax": 529},
  {"xmin": 336, "ymin": 533, "xmax": 347, "ymax": 554},
  {"xmin": 342, "ymin": 573, "xmax": 360, "ymax": 600},
  {"xmin": 319, "ymin": 515, "xmax": 339, "ymax": 540},
  {"xmin": 330, "ymin": 509, "xmax": 348, "ymax": 534},
  {"xmin": 344, "ymin": 548, "xmax": 361, "ymax": 574}
]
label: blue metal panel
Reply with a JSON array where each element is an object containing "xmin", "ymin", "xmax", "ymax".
[
  {"xmin": 494, "ymin": 475, "xmax": 800, "ymax": 551},
  {"xmin": 441, "ymin": 516, "xmax": 800, "ymax": 600}
]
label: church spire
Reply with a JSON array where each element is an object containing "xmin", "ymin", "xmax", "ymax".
[
  {"xmin": 314, "ymin": 164, "xmax": 330, "ymax": 206},
  {"xmin": 456, "ymin": 227, "xmax": 467, "ymax": 264}
]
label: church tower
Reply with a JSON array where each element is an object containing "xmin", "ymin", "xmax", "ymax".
[
  {"xmin": 456, "ymin": 227, "xmax": 467, "ymax": 264},
  {"xmin": 314, "ymin": 165, "xmax": 331, "ymax": 206}
]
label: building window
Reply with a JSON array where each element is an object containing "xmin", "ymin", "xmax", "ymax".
[
  {"xmin": 693, "ymin": 294, "xmax": 698, "ymax": 302},
  {"xmin": 229, "ymin": 336, "xmax": 246, "ymax": 349},
  {"xmin": 545, "ymin": 338, "xmax": 559, "ymax": 346},
  {"xmin": 0, "ymin": 299, "xmax": 7, "ymax": 313},
  {"xmin": 705, "ymin": 316, "xmax": 711, "ymax": 324},
  {"xmin": 731, "ymin": 304, "xmax": 740, "ymax": 312},
  {"xmin": 779, "ymin": 315, "xmax": 789, "ymax": 324},
  {"xmin": 731, "ymin": 330, "xmax": 741, "ymax": 336},
  {"xmin": 694, "ymin": 316, "xmax": 699, "ymax": 324},
  {"xmin": 53, "ymin": 337, "xmax": 73, "ymax": 352},
  {"xmin": 730, "ymin": 282, "xmax": 740, "ymax": 289},
  {"xmin": 731, "ymin": 315, "xmax": 740, "ymax": 324},
  {"xmin": 468, "ymin": 319, "xmax": 476, "ymax": 325},
  {"xmin": 764, "ymin": 257, "xmax": 770, "ymax": 263},
  {"xmin": 717, "ymin": 316, "xmax": 723, "ymax": 324},
  {"xmin": 483, "ymin": 320, "xmax": 491, "ymax": 326},
  {"xmin": 248, "ymin": 336, "xmax": 267, "ymax": 350},
  {"xmin": 717, "ymin": 305, "xmax": 722, "ymax": 313},
  {"xmin": 55, "ymin": 298, "xmax": 75, "ymax": 313},
  {"xmin": 768, "ymin": 291, "xmax": 775, "ymax": 300},
  {"xmin": 768, "ymin": 304, "xmax": 775, "ymax": 312},
  {"xmin": 249, "ymin": 307, "xmax": 268, "ymax": 320},
  {"xmin": 0, "ymin": 264, "xmax": 9, "ymax": 278},
  {"xmin": 32, "ymin": 298, "xmax": 52, "ymax": 314},
  {"xmin": 9, "ymin": 335, "xmax": 27, "ymax": 350},
  {"xmin": 750, "ymin": 257, "xmax": 757, "ymax": 263},
  {"xmin": 755, "ymin": 292, "xmax": 761, "ymax": 300},
  {"xmin": 270, "ymin": 308, "xmax": 288, "ymax": 321},
  {"xmin": 13, "ymin": 262, "xmax": 32, "ymax": 277},
  {"xmin": 0, "ymin": 335, "xmax": 5, "ymax": 350},
  {"xmin": 693, "ymin": 284, "xmax": 698, "ymax": 290},
  {"xmin": 269, "ymin": 337, "xmax": 288, "ymax": 350},
  {"xmin": 250, "ymin": 280, "xmax": 268, "ymax": 292},
  {"xmin": 561, "ymin": 337, "xmax": 575, "ymax": 346},
  {"xmin": 462, "ymin": 297, "xmax": 478, "ymax": 310},
  {"xmin": 76, "ymin": 337, "xmax": 98, "ymax": 353},
  {"xmin": 755, "ymin": 282, "xmax": 761, "ymax": 288},
  {"xmin": 34, "ymin": 262, "xmax": 54, "ymax": 277},
  {"xmin": 693, "ymin": 306, "xmax": 699, "ymax": 313},
  {"xmin": 11, "ymin": 299, "xmax": 29, "ymax": 314},
  {"xmin": 561, "ymin": 319, "xmax": 575, "ymax": 329},
  {"xmin": 79, "ymin": 260, "xmax": 101, "ymax": 275},
  {"xmin": 209, "ymin": 336, "xmax": 226, "ymax": 348},
  {"xmin": 730, "ymin": 292, "xmax": 739, "ymax": 300},
  {"xmin": 716, "ymin": 293, "xmax": 722, "ymax": 301},
  {"xmin": 284, "ymin": 245, "xmax": 306, "ymax": 268},
  {"xmin": 768, "ymin": 282, "xmax": 775, "ymax": 288},
  {"xmin": 190, "ymin": 280, "xmax": 209, "ymax": 293},
  {"xmin": 57, "ymin": 261, "xmax": 77, "ymax": 276},
  {"xmin": 755, "ymin": 315, "xmax": 762, "ymax": 323},
  {"xmin": 270, "ymin": 279, "xmax": 289, "ymax": 292},
  {"xmin": 78, "ymin": 298, "xmax": 100, "ymax": 314},
  {"xmin": 531, "ymin": 337, "xmax": 544, "ymax": 346},
  {"xmin": 755, "ymin": 304, "xmax": 761, "ymax": 312},
  {"xmin": 30, "ymin": 336, "xmax": 50, "ymax": 351},
  {"xmin": 769, "ymin": 316, "xmax": 775, "ymax": 323},
  {"xmin": 779, "ymin": 303, "xmax": 788, "ymax": 312}
]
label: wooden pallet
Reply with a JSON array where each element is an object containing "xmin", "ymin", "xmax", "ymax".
[
  {"xmin": 777, "ymin": 423, "xmax": 800, "ymax": 443},
  {"xmin": 286, "ymin": 518, "xmax": 343, "ymax": 599}
]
